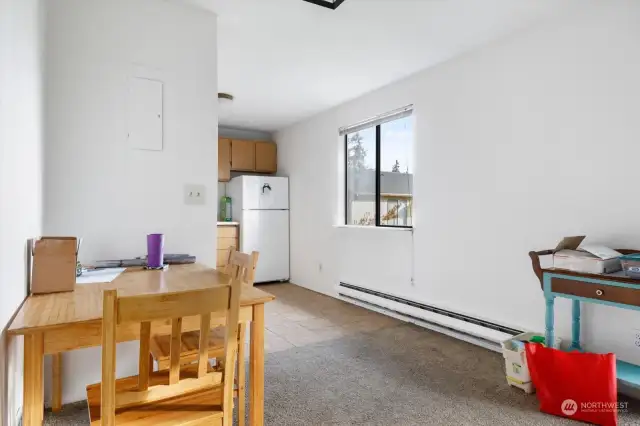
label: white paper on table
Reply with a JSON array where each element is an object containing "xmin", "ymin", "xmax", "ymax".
[{"xmin": 76, "ymin": 268, "xmax": 126, "ymax": 284}]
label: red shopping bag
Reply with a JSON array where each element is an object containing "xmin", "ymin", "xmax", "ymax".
[{"xmin": 525, "ymin": 343, "xmax": 618, "ymax": 426}]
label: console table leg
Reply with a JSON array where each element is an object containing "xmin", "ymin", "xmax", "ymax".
[
  {"xmin": 545, "ymin": 295, "xmax": 555, "ymax": 347},
  {"xmin": 569, "ymin": 300, "xmax": 582, "ymax": 351}
]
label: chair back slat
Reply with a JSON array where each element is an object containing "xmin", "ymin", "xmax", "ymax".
[
  {"xmin": 116, "ymin": 287, "xmax": 230, "ymax": 324},
  {"xmin": 224, "ymin": 248, "xmax": 259, "ymax": 286},
  {"xmin": 198, "ymin": 313, "xmax": 212, "ymax": 377},
  {"xmin": 169, "ymin": 317, "xmax": 182, "ymax": 384},
  {"xmin": 138, "ymin": 322, "xmax": 151, "ymax": 391}
]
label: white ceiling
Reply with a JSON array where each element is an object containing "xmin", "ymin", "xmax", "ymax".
[{"xmin": 186, "ymin": 0, "xmax": 580, "ymax": 132}]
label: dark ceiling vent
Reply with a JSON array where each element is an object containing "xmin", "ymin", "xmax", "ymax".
[{"xmin": 302, "ymin": 0, "xmax": 346, "ymax": 10}]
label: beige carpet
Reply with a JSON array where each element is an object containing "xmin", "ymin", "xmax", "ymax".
[{"xmin": 44, "ymin": 323, "xmax": 640, "ymax": 425}]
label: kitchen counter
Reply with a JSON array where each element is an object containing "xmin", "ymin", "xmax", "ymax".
[{"xmin": 217, "ymin": 221, "xmax": 239, "ymax": 226}]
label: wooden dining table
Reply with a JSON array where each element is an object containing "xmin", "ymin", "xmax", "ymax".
[{"xmin": 7, "ymin": 263, "xmax": 275, "ymax": 426}]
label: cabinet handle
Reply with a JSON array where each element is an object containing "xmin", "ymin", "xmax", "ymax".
[{"xmin": 595, "ymin": 289, "xmax": 604, "ymax": 296}]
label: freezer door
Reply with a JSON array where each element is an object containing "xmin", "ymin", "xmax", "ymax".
[
  {"xmin": 240, "ymin": 210, "xmax": 289, "ymax": 283},
  {"xmin": 240, "ymin": 176, "xmax": 289, "ymax": 210},
  {"xmin": 258, "ymin": 176, "xmax": 288, "ymax": 210}
]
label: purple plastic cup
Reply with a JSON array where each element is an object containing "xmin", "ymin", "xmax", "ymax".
[{"xmin": 147, "ymin": 234, "xmax": 164, "ymax": 268}]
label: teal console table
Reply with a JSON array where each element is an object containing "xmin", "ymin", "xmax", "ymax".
[{"xmin": 530, "ymin": 250, "xmax": 640, "ymax": 387}]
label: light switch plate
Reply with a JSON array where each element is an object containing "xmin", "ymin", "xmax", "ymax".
[{"xmin": 184, "ymin": 184, "xmax": 206, "ymax": 205}]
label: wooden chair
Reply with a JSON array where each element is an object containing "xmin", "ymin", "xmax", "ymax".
[
  {"xmin": 85, "ymin": 280, "xmax": 241, "ymax": 426},
  {"xmin": 149, "ymin": 248, "xmax": 259, "ymax": 426}
]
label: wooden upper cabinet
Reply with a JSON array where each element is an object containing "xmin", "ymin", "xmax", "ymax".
[
  {"xmin": 230, "ymin": 139, "xmax": 256, "ymax": 171},
  {"xmin": 254, "ymin": 141, "xmax": 277, "ymax": 173},
  {"xmin": 218, "ymin": 138, "xmax": 231, "ymax": 182},
  {"xmin": 219, "ymin": 138, "xmax": 277, "ymax": 178}
]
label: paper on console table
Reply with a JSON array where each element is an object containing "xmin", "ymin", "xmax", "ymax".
[{"xmin": 76, "ymin": 267, "xmax": 125, "ymax": 284}]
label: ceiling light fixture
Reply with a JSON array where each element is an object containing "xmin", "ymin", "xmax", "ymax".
[
  {"xmin": 301, "ymin": 0, "xmax": 346, "ymax": 10},
  {"xmin": 218, "ymin": 92, "xmax": 234, "ymax": 105}
]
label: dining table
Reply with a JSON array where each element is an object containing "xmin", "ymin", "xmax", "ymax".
[{"xmin": 7, "ymin": 263, "xmax": 275, "ymax": 426}]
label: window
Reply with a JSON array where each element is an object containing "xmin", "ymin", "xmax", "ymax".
[{"xmin": 344, "ymin": 107, "xmax": 413, "ymax": 227}]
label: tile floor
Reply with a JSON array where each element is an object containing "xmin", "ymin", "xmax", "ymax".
[{"xmin": 254, "ymin": 283, "xmax": 402, "ymax": 353}]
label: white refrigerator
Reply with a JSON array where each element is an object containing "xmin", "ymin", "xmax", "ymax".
[{"xmin": 226, "ymin": 176, "xmax": 290, "ymax": 283}]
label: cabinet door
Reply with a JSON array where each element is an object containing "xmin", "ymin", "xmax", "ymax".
[
  {"xmin": 218, "ymin": 138, "xmax": 231, "ymax": 182},
  {"xmin": 231, "ymin": 139, "xmax": 256, "ymax": 171},
  {"xmin": 255, "ymin": 141, "xmax": 277, "ymax": 173}
]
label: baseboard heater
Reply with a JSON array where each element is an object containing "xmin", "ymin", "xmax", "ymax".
[{"xmin": 338, "ymin": 282, "xmax": 523, "ymax": 352}]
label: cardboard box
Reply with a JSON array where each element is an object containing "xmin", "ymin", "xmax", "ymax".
[
  {"xmin": 31, "ymin": 237, "xmax": 78, "ymax": 294},
  {"xmin": 552, "ymin": 236, "xmax": 622, "ymax": 274}
]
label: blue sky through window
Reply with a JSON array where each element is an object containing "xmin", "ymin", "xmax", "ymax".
[
  {"xmin": 351, "ymin": 116, "xmax": 413, "ymax": 173},
  {"xmin": 381, "ymin": 116, "xmax": 413, "ymax": 173}
]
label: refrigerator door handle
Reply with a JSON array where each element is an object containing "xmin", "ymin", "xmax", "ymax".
[{"xmin": 262, "ymin": 183, "xmax": 272, "ymax": 193}]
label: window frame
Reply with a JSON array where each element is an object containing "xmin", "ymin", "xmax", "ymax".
[{"xmin": 344, "ymin": 121, "xmax": 413, "ymax": 229}]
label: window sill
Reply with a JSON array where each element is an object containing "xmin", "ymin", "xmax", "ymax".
[{"xmin": 333, "ymin": 225, "xmax": 413, "ymax": 231}]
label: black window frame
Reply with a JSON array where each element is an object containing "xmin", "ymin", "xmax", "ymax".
[{"xmin": 344, "ymin": 122, "xmax": 413, "ymax": 229}]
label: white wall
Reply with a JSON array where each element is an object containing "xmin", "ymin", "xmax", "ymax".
[
  {"xmin": 44, "ymin": 0, "xmax": 218, "ymax": 403},
  {"xmin": 0, "ymin": 0, "xmax": 44, "ymax": 423},
  {"xmin": 277, "ymin": 1, "xmax": 640, "ymax": 364}
]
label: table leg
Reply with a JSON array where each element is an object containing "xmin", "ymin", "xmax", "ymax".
[
  {"xmin": 545, "ymin": 295, "xmax": 555, "ymax": 348},
  {"xmin": 570, "ymin": 300, "xmax": 582, "ymax": 351},
  {"xmin": 249, "ymin": 304, "xmax": 265, "ymax": 426},
  {"xmin": 23, "ymin": 332, "xmax": 44, "ymax": 426},
  {"xmin": 52, "ymin": 353, "xmax": 62, "ymax": 412}
]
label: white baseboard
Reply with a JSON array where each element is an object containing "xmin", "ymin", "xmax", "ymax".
[
  {"xmin": 342, "ymin": 295, "xmax": 505, "ymax": 352},
  {"xmin": 337, "ymin": 285, "xmax": 513, "ymax": 350}
]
